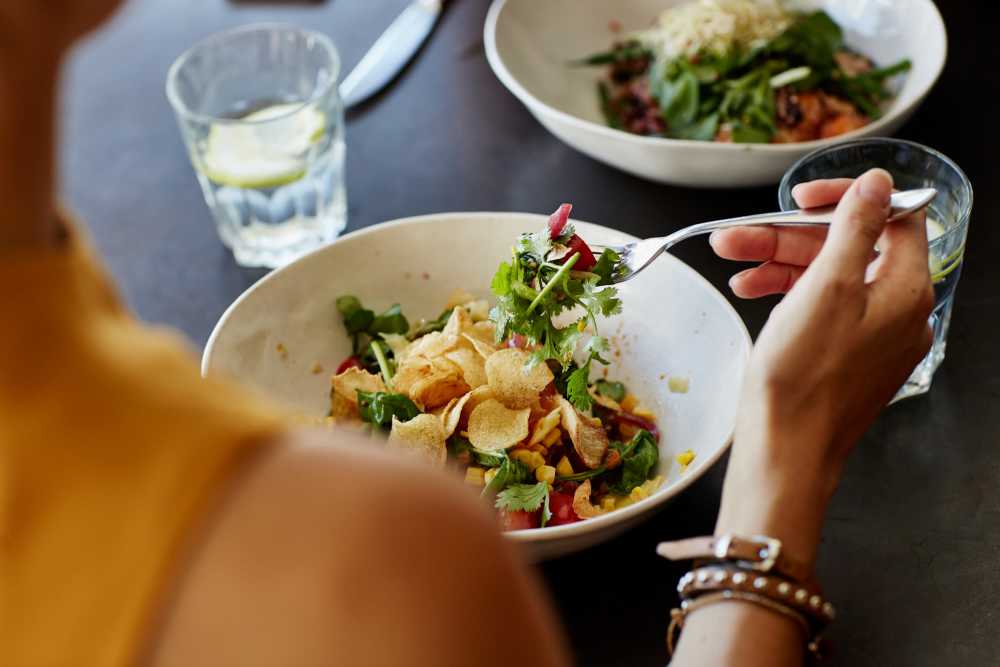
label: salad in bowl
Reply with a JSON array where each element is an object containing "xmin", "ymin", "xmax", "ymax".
[{"xmin": 325, "ymin": 205, "xmax": 687, "ymax": 530}]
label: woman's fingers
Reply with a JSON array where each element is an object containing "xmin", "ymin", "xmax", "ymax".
[
  {"xmin": 791, "ymin": 178, "xmax": 854, "ymax": 208},
  {"xmin": 710, "ymin": 226, "xmax": 828, "ymax": 266},
  {"xmin": 729, "ymin": 262, "xmax": 806, "ymax": 298},
  {"xmin": 813, "ymin": 169, "xmax": 893, "ymax": 282}
]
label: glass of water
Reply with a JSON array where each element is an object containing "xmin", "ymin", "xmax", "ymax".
[
  {"xmin": 779, "ymin": 138, "xmax": 973, "ymax": 402},
  {"xmin": 167, "ymin": 24, "xmax": 347, "ymax": 268}
]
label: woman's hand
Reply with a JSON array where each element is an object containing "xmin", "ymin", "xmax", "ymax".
[
  {"xmin": 713, "ymin": 169, "xmax": 935, "ymax": 569},
  {"xmin": 0, "ymin": 0, "xmax": 124, "ymax": 58}
]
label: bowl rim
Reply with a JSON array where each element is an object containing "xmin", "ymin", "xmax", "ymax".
[
  {"xmin": 203, "ymin": 212, "xmax": 753, "ymax": 543},
  {"xmin": 483, "ymin": 0, "xmax": 947, "ymax": 154}
]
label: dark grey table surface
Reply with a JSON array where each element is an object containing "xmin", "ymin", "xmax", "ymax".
[{"xmin": 62, "ymin": 1, "xmax": 994, "ymax": 665}]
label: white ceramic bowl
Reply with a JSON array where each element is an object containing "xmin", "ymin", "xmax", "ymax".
[
  {"xmin": 203, "ymin": 213, "xmax": 751, "ymax": 559},
  {"xmin": 484, "ymin": 0, "xmax": 946, "ymax": 188}
]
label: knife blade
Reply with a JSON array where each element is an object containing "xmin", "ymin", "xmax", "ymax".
[{"xmin": 339, "ymin": 0, "xmax": 443, "ymax": 109}]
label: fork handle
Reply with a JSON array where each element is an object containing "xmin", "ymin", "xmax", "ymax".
[{"xmin": 673, "ymin": 188, "xmax": 932, "ymax": 241}]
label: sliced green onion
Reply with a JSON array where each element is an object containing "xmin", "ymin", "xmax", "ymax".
[
  {"xmin": 370, "ymin": 340, "xmax": 394, "ymax": 389},
  {"xmin": 527, "ymin": 253, "xmax": 579, "ymax": 314},
  {"xmin": 769, "ymin": 66, "xmax": 812, "ymax": 88}
]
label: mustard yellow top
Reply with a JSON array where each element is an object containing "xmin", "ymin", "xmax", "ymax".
[{"xmin": 0, "ymin": 216, "xmax": 285, "ymax": 665}]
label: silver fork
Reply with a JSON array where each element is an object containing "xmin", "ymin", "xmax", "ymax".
[{"xmin": 591, "ymin": 188, "xmax": 937, "ymax": 284}]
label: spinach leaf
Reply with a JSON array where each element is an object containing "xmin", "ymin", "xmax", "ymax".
[
  {"xmin": 610, "ymin": 430, "xmax": 659, "ymax": 494},
  {"xmin": 356, "ymin": 391, "xmax": 421, "ymax": 429},
  {"xmin": 595, "ymin": 379, "xmax": 626, "ymax": 402},
  {"xmin": 767, "ymin": 11, "xmax": 843, "ymax": 69},
  {"xmin": 371, "ymin": 304, "xmax": 409, "ymax": 336},
  {"xmin": 658, "ymin": 64, "xmax": 700, "ymax": 129}
]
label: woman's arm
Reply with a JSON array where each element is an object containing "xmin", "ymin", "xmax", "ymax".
[{"xmin": 672, "ymin": 170, "xmax": 935, "ymax": 665}]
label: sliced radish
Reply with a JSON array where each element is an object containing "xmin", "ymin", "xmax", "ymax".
[{"xmin": 547, "ymin": 203, "xmax": 573, "ymax": 239}]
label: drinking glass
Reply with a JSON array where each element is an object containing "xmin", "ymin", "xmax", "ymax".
[
  {"xmin": 167, "ymin": 24, "xmax": 347, "ymax": 268},
  {"xmin": 779, "ymin": 138, "xmax": 973, "ymax": 402}
]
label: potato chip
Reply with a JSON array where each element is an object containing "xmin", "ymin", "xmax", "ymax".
[
  {"xmin": 558, "ymin": 397, "xmax": 609, "ymax": 469},
  {"xmin": 469, "ymin": 320, "xmax": 497, "ymax": 343},
  {"xmin": 405, "ymin": 331, "xmax": 460, "ymax": 360},
  {"xmin": 572, "ymin": 480, "xmax": 605, "ymax": 519},
  {"xmin": 388, "ymin": 414, "xmax": 447, "ymax": 466},
  {"xmin": 438, "ymin": 392, "xmax": 472, "ymax": 438},
  {"xmin": 467, "ymin": 399, "xmax": 530, "ymax": 451},
  {"xmin": 445, "ymin": 347, "xmax": 487, "ymax": 388},
  {"xmin": 485, "ymin": 348, "xmax": 553, "ymax": 409},
  {"xmin": 466, "ymin": 300, "xmax": 490, "ymax": 322},
  {"xmin": 463, "ymin": 333, "xmax": 496, "ymax": 360},
  {"xmin": 444, "ymin": 288, "xmax": 476, "ymax": 310},
  {"xmin": 528, "ymin": 407, "xmax": 562, "ymax": 446},
  {"xmin": 408, "ymin": 357, "xmax": 470, "ymax": 410},
  {"xmin": 461, "ymin": 385, "xmax": 494, "ymax": 420},
  {"xmin": 331, "ymin": 367, "xmax": 385, "ymax": 405},
  {"xmin": 330, "ymin": 391, "xmax": 359, "ymax": 420},
  {"xmin": 442, "ymin": 305, "xmax": 474, "ymax": 338}
]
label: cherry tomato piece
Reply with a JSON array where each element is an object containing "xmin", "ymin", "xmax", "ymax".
[
  {"xmin": 548, "ymin": 492, "xmax": 581, "ymax": 526},
  {"xmin": 335, "ymin": 356, "xmax": 364, "ymax": 374},
  {"xmin": 564, "ymin": 234, "xmax": 597, "ymax": 272},
  {"xmin": 500, "ymin": 509, "xmax": 540, "ymax": 531}
]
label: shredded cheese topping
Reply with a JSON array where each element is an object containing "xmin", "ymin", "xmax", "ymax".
[{"xmin": 636, "ymin": 0, "xmax": 794, "ymax": 59}]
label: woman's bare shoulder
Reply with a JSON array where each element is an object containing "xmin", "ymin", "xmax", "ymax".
[{"xmin": 146, "ymin": 429, "xmax": 569, "ymax": 667}]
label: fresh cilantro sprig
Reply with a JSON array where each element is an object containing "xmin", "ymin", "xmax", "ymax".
[
  {"xmin": 495, "ymin": 482, "xmax": 552, "ymax": 528},
  {"xmin": 489, "ymin": 223, "xmax": 625, "ymax": 412},
  {"xmin": 609, "ymin": 430, "xmax": 659, "ymax": 494},
  {"xmin": 482, "ymin": 454, "xmax": 532, "ymax": 498}
]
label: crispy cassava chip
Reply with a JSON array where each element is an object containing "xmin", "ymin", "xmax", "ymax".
[
  {"xmin": 558, "ymin": 396, "xmax": 609, "ymax": 469},
  {"xmin": 438, "ymin": 392, "xmax": 472, "ymax": 438},
  {"xmin": 445, "ymin": 347, "xmax": 487, "ymax": 388},
  {"xmin": 330, "ymin": 392, "xmax": 359, "ymax": 420},
  {"xmin": 444, "ymin": 288, "xmax": 476, "ymax": 310},
  {"xmin": 331, "ymin": 367, "xmax": 385, "ymax": 404},
  {"xmin": 405, "ymin": 331, "xmax": 460, "ymax": 360},
  {"xmin": 462, "ymin": 385, "xmax": 495, "ymax": 419},
  {"xmin": 388, "ymin": 414, "xmax": 447, "ymax": 466},
  {"xmin": 443, "ymin": 306, "xmax": 474, "ymax": 339},
  {"xmin": 485, "ymin": 348, "xmax": 554, "ymax": 409},
  {"xmin": 528, "ymin": 407, "xmax": 562, "ymax": 446},
  {"xmin": 572, "ymin": 480, "xmax": 605, "ymax": 518},
  {"xmin": 463, "ymin": 333, "xmax": 496, "ymax": 360},
  {"xmin": 408, "ymin": 358, "xmax": 469, "ymax": 409},
  {"xmin": 467, "ymin": 398, "xmax": 530, "ymax": 451}
]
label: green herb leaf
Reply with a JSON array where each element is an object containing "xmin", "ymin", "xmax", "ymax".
[
  {"xmin": 407, "ymin": 308, "xmax": 453, "ymax": 341},
  {"xmin": 496, "ymin": 482, "xmax": 550, "ymax": 515},
  {"xmin": 658, "ymin": 65, "xmax": 700, "ymax": 129},
  {"xmin": 565, "ymin": 363, "xmax": 593, "ymax": 412},
  {"xmin": 356, "ymin": 391, "xmax": 422, "ymax": 429},
  {"xmin": 670, "ymin": 112, "xmax": 720, "ymax": 141},
  {"xmin": 482, "ymin": 455, "xmax": 532, "ymax": 497},
  {"xmin": 590, "ymin": 249, "xmax": 624, "ymax": 285},
  {"xmin": 595, "ymin": 379, "xmax": 626, "ymax": 402},
  {"xmin": 610, "ymin": 430, "xmax": 659, "ymax": 494}
]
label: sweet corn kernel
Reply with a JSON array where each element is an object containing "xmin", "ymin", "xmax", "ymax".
[
  {"xmin": 555, "ymin": 456, "xmax": 574, "ymax": 477},
  {"xmin": 484, "ymin": 467, "xmax": 499, "ymax": 485},
  {"xmin": 511, "ymin": 450, "xmax": 535, "ymax": 467},
  {"xmin": 543, "ymin": 428, "xmax": 562, "ymax": 447},
  {"xmin": 630, "ymin": 486, "xmax": 649, "ymax": 502},
  {"xmin": 536, "ymin": 465, "xmax": 556, "ymax": 485},
  {"xmin": 465, "ymin": 467, "xmax": 485, "ymax": 487},
  {"xmin": 620, "ymin": 393, "xmax": 639, "ymax": 413},
  {"xmin": 600, "ymin": 496, "xmax": 617, "ymax": 512},
  {"xmin": 676, "ymin": 450, "xmax": 695, "ymax": 468},
  {"xmin": 668, "ymin": 376, "xmax": 690, "ymax": 394},
  {"xmin": 528, "ymin": 443, "xmax": 549, "ymax": 455},
  {"xmin": 632, "ymin": 406, "xmax": 656, "ymax": 420},
  {"xmin": 529, "ymin": 451, "xmax": 546, "ymax": 471},
  {"xmin": 577, "ymin": 320, "xmax": 587, "ymax": 332}
]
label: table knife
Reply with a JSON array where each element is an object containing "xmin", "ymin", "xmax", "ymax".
[{"xmin": 339, "ymin": 0, "xmax": 444, "ymax": 109}]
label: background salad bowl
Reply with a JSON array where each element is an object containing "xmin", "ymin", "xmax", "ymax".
[
  {"xmin": 203, "ymin": 213, "xmax": 751, "ymax": 559},
  {"xmin": 484, "ymin": 0, "xmax": 946, "ymax": 188}
]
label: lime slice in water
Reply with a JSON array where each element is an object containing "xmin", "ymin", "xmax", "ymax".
[
  {"xmin": 199, "ymin": 103, "xmax": 326, "ymax": 189},
  {"xmin": 926, "ymin": 217, "xmax": 961, "ymax": 284}
]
